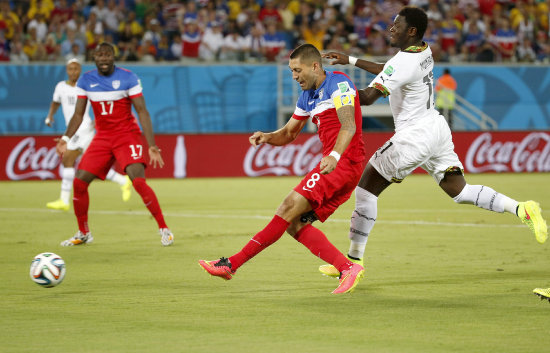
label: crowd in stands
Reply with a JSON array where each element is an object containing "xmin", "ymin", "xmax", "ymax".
[{"xmin": 1, "ymin": 0, "xmax": 550, "ymax": 64}]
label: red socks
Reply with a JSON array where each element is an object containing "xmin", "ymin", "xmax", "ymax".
[
  {"xmin": 132, "ymin": 177, "xmax": 168, "ymax": 229},
  {"xmin": 73, "ymin": 178, "xmax": 89, "ymax": 233},
  {"xmin": 229, "ymin": 215, "xmax": 289, "ymax": 270},
  {"xmin": 294, "ymin": 224, "xmax": 351, "ymax": 272}
]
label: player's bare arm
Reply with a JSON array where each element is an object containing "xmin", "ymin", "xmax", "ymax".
[
  {"xmin": 320, "ymin": 104, "xmax": 356, "ymax": 175},
  {"xmin": 322, "ymin": 52, "xmax": 385, "ymax": 75},
  {"xmin": 358, "ymin": 87, "xmax": 385, "ymax": 106},
  {"xmin": 250, "ymin": 117, "xmax": 307, "ymax": 147},
  {"xmin": 132, "ymin": 95, "xmax": 164, "ymax": 168},
  {"xmin": 56, "ymin": 97, "xmax": 86, "ymax": 156},
  {"xmin": 45, "ymin": 102, "xmax": 61, "ymax": 127}
]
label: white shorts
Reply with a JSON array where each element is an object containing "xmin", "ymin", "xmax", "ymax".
[
  {"xmin": 369, "ymin": 114, "xmax": 464, "ymax": 184},
  {"xmin": 67, "ymin": 129, "xmax": 95, "ymax": 152}
]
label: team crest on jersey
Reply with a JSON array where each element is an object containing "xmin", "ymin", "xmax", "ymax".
[
  {"xmin": 338, "ymin": 82, "xmax": 350, "ymax": 93},
  {"xmin": 384, "ymin": 66, "xmax": 394, "ymax": 76},
  {"xmin": 112, "ymin": 80, "xmax": 121, "ymax": 89},
  {"xmin": 318, "ymin": 89, "xmax": 324, "ymax": 100}
]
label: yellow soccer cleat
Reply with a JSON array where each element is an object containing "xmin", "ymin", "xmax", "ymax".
[
  {"xmin": 517, "ymin": 201, "xmax": 548, "ymax": 244},
  {"xmin": 332, "ymin": 263, "xmax": 364, "ymax": 294},
  {"xmin": 121, "ymin": 176, "xmax": 132, "ymax": 202},
  {"xmin": 319, "ymin": 257, "xmax": 364, "ymax": 278},
  {"xmin": 46, "ymin": 199, "xmax": 70, "ymax": 211},
  {"xmin": 533, "ymin": 288, "xmax": 550, "ymax": 302}
]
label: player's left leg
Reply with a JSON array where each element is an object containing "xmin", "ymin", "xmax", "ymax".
[
  {"xmin": 126, "ymin": 163, "xmax": 173, "ymax": 246},
  {"xmin": 440, "ymin": 172, "xmax": 548, "ymax": 243},
  {"xmin": 105, "ymin": 168, "xmax": 132, "ymax": 202}
]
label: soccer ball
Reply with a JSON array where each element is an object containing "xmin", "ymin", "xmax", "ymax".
[{"xmin": 29, "ymin": 252, "xmax": 66, "ymax": 288}]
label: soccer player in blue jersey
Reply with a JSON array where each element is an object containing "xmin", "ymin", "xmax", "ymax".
[{"xmin": 55, "ymin": 42, "xmax": 174, "ymax": 247}]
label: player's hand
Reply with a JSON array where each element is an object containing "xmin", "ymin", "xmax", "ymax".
[
  {"xmin": 45, "ymin": 117, "xmax": 53, "ymax": 127},
  {"xmin": 55, "ymin": 139, "xmax": 67, "ymax": 157},
  {"xmin": 322, "ymin": 52, "xmax": 349, "ymax": 66},
  {"xmin": 148, "ymin": 146, "xmax": 165, "ymax": 168},
  {"xmin": 319, "ymin": 155, "xmax": 337, "ymax": 174},
  {"xmin": 249, "ymin": 131, "xmax": 269, "ymax": 147}
]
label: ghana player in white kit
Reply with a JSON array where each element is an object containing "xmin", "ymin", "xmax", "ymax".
[
  {"xmin": 319, "ymin": 6, "xmax": 548, "ymax": 278},
  {"xmin": 45, "ymin": 58, "xmax": 132, "ymax": 211}
]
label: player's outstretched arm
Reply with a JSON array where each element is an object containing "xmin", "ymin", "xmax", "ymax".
[
  {"xmin": 322, "ymin": 52, "xmax": 385, "ymax": 76},
  {"xmin": 45, "ymin": 101, "xmax": 61, "ymax": 127},
  {"xmin": 132, "ymin": 95, "xmax": 164, "ymax": 168},
  {"xmin": 249, "ymin": 118, "xmax": 307, "ymax": 147},
  {"xmin": 56, "ymin": 98, "xmax": 86, "ymax": 156}
]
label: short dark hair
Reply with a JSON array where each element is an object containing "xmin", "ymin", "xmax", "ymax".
[
  {"xmin": 399, "ymin": 6, "xmax": 428, "ymax": 39},
  {"xmin": 289, "ymin": 44, "xmax": 322, "ymax": 66},
  {"xmin": 96, "ymin": 42, "xmax": 115, "ymax": 54}
]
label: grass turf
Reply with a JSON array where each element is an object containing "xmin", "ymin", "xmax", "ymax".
[{"xmin": 1, "ymin": 173, "xmax": 549, "ymax": 352}]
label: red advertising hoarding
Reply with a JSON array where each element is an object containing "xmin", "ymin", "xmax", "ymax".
[{"xmin": 1, "ymin": 131, "xmax": 548, "ymax": 180}]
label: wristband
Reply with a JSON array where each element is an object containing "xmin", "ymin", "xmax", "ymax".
[
  {"xmin": 348, "ymin": 56, "xmax": 358, "ymax": 66},
  {"xmin": 61, "ymin": 135, "xmax": 70, "ymax": 143},
  {"xmin": 329, "ymin": 150, "xmax": 341, "ymax": 162}
]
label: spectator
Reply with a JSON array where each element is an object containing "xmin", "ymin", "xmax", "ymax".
[
  {"xmin": 0, "ymin": 1, "xmax": 20, "ymax": 41},
  {"xmin": 118, "ymin": 11, "xmax": 143, "ymax": 40},
  {"xmin": 243, "ymin": 25, "xmax": 265, "ymax": 62},
  {"xmin": 516, "ymin": 38, "xmax": 536, "ymax": 62},
  {"xmin": 60, "ymin": 28, "xmax": 84, "ymax": 57},
  {"xmin": 27, "ymin": 13, "xmax": 48, "ymax": 42},
  {"xmin": 490, "ymin": 16, "xmax": 518, "ymax": 61},
  {"xmin": 49, "ymin": 0, "xmax": 72, "ymax": 24},
  {"xmin": 301, "ymin": 20, "xmax": 326, "ymax": 51},
  {"xmin": 9, "ymin": 38, "xmax": 29, "ymax": 62},
  {"xmin": 180, "ymin": 17, "xmax": 202, "ymax": 61},
  {"xmin": 200, "ymin": 20, "xmax": 224, "ymax": 61},
  {"xmin": 259, "ymin": 0, "xmax": 282, "ymax": 24},
  {"xmin": 103, "ymin": 0, "xmax": 123, "ymax": 37},
  {"xmin": 156, "ymin": 33, "xmax": 174, "ymax": 61},
  {"xmin": 170, "ymin": 32, "xmax": 183, "ymax": 60},
  {"xmin": 263, "ymin": 21, "xmax": 285, "ymax": 61},
  {"xmin": 65, "ymin": 42, "xmax": 84, "ymax": 62},
  {"xmin": 220, "ymin": 26, "xmax": 246, "ymax": 61},
  {"xmin": 143, "ymin": 18, "xmax": 162, "ymax": 47}
]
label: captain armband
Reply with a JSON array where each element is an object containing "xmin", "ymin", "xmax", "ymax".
[{"xmin": 333, "ymin": 94, "xmax": 355, "ymax": 110}]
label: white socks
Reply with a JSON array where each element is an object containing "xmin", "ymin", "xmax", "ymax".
[
  {"xmin": 60, "ymin": 167, "xmax": 75, "ymax": 204},
  {"xmin": 106, "ymin": 169, "xmax": 127, "ymax": 185},
  {"xmin": 453, "ymin": 184, "xmax": 518, "ymax": 214},
  {"xmin": 348, "ymin": 187, "xmax": 378, "ymax": 260}
]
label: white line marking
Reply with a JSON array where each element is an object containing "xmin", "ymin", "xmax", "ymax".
[{"xmin": 0, "ymin": 207, "xmax": 525, "ymax": 228}]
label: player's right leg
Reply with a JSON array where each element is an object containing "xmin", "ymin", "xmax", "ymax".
[
  {"xmin": 47, "ymin": 149, "xmax": 81, "ymax": 211},
  {"xmin": 60, "ymin": 169, "xmax": 96, "ymax": 246},
  {"xmin": 318, "ymin": 164, "xmax": 390, "ymax": 278}
]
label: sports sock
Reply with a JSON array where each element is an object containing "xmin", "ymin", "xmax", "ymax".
[
  {"xmin": 294, "ymin": 224, "xmax": 352, "ymax": 272},
  {"xmin": 73, "ymin": 178, "xmax": 90, "ymax": 233},
  {"xmin": 229, "ymin": 215, "xmax": 289, "ymax": 271},
  {"xmin": 60, "ymin": 167, "xmax": 75, "ymax": 204},
  {"xmin": 453, "ymin": 184, "xmax": 518, "ymax": 214},
  {"xmin": 105, "ymin": 169, "xmax": 127, "ymax": 185},
  {"xmin": 348, "ymin": 187, "xmax": 377, "ymax": 260},
  {"xmin": 132, "ymin": 177, "xmax": 168, "ymax": 229}
]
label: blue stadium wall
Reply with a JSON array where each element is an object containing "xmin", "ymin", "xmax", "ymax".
[{"xmin": 0, "ymin": 64, "xmax": 549, "ymax": 134}]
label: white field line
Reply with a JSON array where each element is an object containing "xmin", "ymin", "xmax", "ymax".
[{"xmin": 0, "ymin": 207, "xmax": 525, "ymax": 228}]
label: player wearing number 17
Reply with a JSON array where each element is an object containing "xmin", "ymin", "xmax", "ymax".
[
  {"xmin": 55, "ymin": 42, "xmax": 174, "ymax": 247},
  {"xmin": 199, "ymin": 44, "xmax": 366, "ymax": 294}
]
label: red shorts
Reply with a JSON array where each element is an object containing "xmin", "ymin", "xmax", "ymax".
[
  {"xmin": 294, "ymin": 157, "xmax": 364, "ymax": 222},
  {"xmin": 78, "ymin": 132, "xmax": 146, "ymax": 180}
]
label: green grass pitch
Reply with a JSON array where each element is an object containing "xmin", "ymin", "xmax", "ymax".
[{"xmin": 1, "ymin": 173, "xmax": 549, "ymax": 352}]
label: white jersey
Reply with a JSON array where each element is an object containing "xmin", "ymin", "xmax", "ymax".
[
  {"xmin": 369, "ymin": 43, "xmax": 439, "ymax": 131},
  {"xmin": 52, "ymin": 80, "xmax": 94, "ymax": 135}
]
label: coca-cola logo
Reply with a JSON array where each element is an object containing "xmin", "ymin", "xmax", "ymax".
[
  {"xmin": 465, "ymin": 132, "xmax": 550, "ymax": 173},
  {"xmin": 243, "ymin": 135, "xmax": 323, "ymax": 176},
  {"xmin": 6, "ymin": 137, "xmax": 60, "ymax": 180}
]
